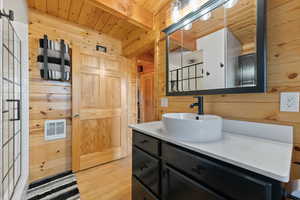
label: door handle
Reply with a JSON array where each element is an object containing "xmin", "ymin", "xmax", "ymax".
[
  {"xmin": 73, "ymin": 113, "xmax": 80, "ymax": 118},
  {"xmin": 191, "ymin": 165, "xmax": 206, "ymax": 175},
  {"xmin": 7, "ymin": 99, "xmax": 20, "ymax": 121}
]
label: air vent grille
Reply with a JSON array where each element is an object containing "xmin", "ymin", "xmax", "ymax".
[{"xmin": 45, "ymin": 119, "xmax": 66, "ymax": 141}]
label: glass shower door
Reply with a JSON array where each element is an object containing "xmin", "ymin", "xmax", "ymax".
[{"xmin": 1, "ymin": 15, "xmax": 22, "ymax": 200}]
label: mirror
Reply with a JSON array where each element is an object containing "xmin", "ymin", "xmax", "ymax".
[{"xmin": 165, "ymin": 0, "xmax": 266, "ymax": 95}]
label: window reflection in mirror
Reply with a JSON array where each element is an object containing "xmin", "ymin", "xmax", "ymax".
[
  {"xmin": 168, "ymin": 28, "xmax": 183, "ymax": 93},
  {"xmin": 167, "ymin": 0, "xmax": 257, "ymax": 93}
]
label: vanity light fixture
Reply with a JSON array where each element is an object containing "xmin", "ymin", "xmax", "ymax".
[
  {"xmin": 184, "ymin": 23, "xmax": 193, "ymax": 30},
  {"xmin": 200, "ymin": 12, "xmax": 212, "ymax": 21},
  {"xmin": 189, "ymin": 0, "xmax": 200, "ymax": 11},
  {"xmin": 172, "ymin": 0, "xmax": 182, "ymax": 23},
  {"xmin": 183, "ymin": 19, "xmax": 193, "ymax": 30},
  {"xmin": 224, "ymin": 0, "xmax": 239, "ymax": 9}
]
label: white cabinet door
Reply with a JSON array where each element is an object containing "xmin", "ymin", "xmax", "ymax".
[{"xmin": 196, "ymin": 29, "xmax": 226, "ymax": 90}]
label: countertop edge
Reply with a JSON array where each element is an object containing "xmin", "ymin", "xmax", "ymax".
[{"xmin": 129, "ymin": 123, "xmax": 292, "ymax": 183}]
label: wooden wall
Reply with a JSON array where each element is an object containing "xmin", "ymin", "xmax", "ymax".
[
  {"xmin": 29, "ymin": 9, "xmax": 136, "ymax": 181},
  {"xmin": 154, "ymin": 0, "xmax": 300, "ymax": 180},
  {"xmin": 127, "ymin": 59, "xmax": 138, "ymax": 155}
]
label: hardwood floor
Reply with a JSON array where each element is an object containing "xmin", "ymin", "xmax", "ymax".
[{"xmin": 76, "ymin": 157, "xmax": 132, "ymax": 200}]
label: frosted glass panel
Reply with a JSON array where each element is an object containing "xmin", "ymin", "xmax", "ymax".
[
  {"xmin": 3, "ymin": 48, "xmax": 8, "ymax": 78},
  {"xmin": 9, "ymin": 168, "xmax": 14, "ymax": 197},
  {"xmin": 14, "ymin": 133, "xmax": 20, "ymax": 157},
  {"xmin": 14, "ymin": 157, "xmax": 21, "ymax": 184},
  {"xmin": 9, "ymin": 140, "xmax": 14, "ymax": 169},
  {"xmin": 3, "ymin": 145, "xmax": 9, "ymax": 176},
  {"xmin": 3, "ymin": 112, "xmax": 9, "ymax": 144},
  {"xmin": 3, "ymin": 176, "xmax": 9, "ymax": 200}
]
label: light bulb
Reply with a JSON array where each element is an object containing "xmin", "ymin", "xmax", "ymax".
[
  {"xmin": 172, "ymin": 7, "xmax": 180, "ymax": 23},
  {"xmin": 189, "ymin": 0, "xmax": 199, "ymax": 11},
  {"xmin": 184, "ymin": 23, "xmax": 192, "ymax": 31},
  {"xmin": 200, "ymin": 12, "xmax": 211, "ymax": 21},
  {"xmin": 224, "ymin": 0, "xmax": 239, "ymax": 9},
  {"xmin": 172, "ymin": 0, "xmax": 181, "ymax": 23}
]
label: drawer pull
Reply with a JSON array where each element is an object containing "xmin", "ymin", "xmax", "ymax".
[
  {"xmin": 140, "ymin": 163, "xmax": 149, "ymax": 171},
  {"xmin": 191, "ymin": 165, "xmax": 206, "ymax": 175},
  {"xmin": 140, "ymin": 140, "xmax": 149, "ymax": 144}
]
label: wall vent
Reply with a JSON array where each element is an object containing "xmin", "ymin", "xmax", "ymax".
[{"xmin": 44, "ymin": 119, "xmax": 66, "ymax": 141}]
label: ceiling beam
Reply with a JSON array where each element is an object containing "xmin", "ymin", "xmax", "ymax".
[{"xmin": 87, "ymin": 0, "xmax": 154, "ymax": 30}]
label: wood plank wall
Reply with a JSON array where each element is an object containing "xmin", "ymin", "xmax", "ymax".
[
  {"xmin": 29, "ymin": 9, "xmax": 137, "ymax": 181},
  {"xmin": 128, "ymin": 59, "xmax": 138, "ymax": 155},
  {"xmin": 154, "ymin": 0, "xmax": 300, "ymax": 180}
]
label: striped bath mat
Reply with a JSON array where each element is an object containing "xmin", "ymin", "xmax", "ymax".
[{"xmin": 27, "ymin": 171, "xmax": 80, "ymax": 200}]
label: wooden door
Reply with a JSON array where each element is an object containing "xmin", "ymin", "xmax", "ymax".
[
  {"xmin": 72, "ymin": 46, "xmax": 128, "ymax": 172},
  {"xmin": 140, "ymin": 72, "xmax": 155, "ymax": 122}
]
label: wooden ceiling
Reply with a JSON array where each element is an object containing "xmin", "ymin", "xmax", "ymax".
[
  {"xmin": 135, "ymin": 0, "xmax": 172, "ymax": 14},
  {"xmin": 184, "ymin": 0, "xmax": 256, "ymax": 46},
  {"xmin": 27, "ymin": 0, "xmax": 147, "ymax": 41}
]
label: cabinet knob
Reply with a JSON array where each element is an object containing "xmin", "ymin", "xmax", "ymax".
[
  {"xmin": 73, "ymin": 113, "xmax": 80, "ymax": 118},
  {"xmin": 191, "ymin": 165, "xmax": 206, "ymax": 175}
]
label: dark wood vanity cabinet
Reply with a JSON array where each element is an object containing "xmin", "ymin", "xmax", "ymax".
[
  {"xmin": 132, "ymin": 131, "xmax": 284, "ymax": 200},
  {"xmin": 132, "ymin": 177, "xmax": 158, "ymax": 200},
  {"xmin": 133, "ymin": 147, "xmax": 160, "ymax": 195},
  {"xmin": 162, "ymin": 165, "xmax": 226, "ymax": 200}
]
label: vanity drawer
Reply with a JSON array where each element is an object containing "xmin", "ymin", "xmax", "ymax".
[
  {"xmin": 162, "ymin": 142, "xmax": 274, "ymax": 200},
  {"xmin": 133, "ymin": 131, "xmax": 160, "ymax": 156},
  {"xmin": 132, "ymin": 177, "xmax": 158, "ymax": 200},
  {"xmin": 162, "ymin": 164, "xmax": 227, "ymax": 200},
  {"xmin": 133, "ymin": 147, "xmax": 160, "ymax": 196}
]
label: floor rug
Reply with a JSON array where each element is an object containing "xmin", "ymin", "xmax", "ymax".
[{"xmin": 27, "ymin": 171, "xmax": 80, "ymax": 200}]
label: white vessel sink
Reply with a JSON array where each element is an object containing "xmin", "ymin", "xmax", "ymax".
[{"xmin": 162, "ymin": 113, "xmax": 223, "ymax": 142}]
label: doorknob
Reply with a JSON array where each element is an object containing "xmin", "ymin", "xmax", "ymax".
[{"xmin": 73, "ymin": 113, "xmax": 80, "ymax": 118}]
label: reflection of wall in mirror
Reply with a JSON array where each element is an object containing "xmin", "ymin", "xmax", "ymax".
[
  {"xmin": 169, "ymin": 51, "xmax": 203, "ymax": 70},
  {"xmin": 196, "ymin": 28, "xmax": 226, "ymax": 90},
  {"xmin": 168, "ymin": 50, "xmax": 203, "ymax": 92},
  {"xmin": 168, "ymin": 28, "xmax": 246, "ymax": 92},
  {"xmin": 196, "ymin": 28, "xmax": 243, "ymax": 90},
  {"xmin": 226, "ymin": 29, "xmax": 242, "ymax": 88}
]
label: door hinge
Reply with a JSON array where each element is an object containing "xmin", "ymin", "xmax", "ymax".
[{"xmin": 0, "ymin": 10, "xmax": 14, "ymax": 21}]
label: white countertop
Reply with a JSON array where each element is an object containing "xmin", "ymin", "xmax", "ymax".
[{"xmin": 129, "ymin": 121, "xmax": 293, "ymax": 182}]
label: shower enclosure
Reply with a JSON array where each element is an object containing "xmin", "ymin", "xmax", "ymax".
[{"xmin": 0, "ymin": 10, "xmax": 22, "ymax": 200}]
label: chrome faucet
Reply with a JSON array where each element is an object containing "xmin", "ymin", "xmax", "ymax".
[{"xmin": 190, "ymin": 96, "xmax": 204, "ymax": 115}]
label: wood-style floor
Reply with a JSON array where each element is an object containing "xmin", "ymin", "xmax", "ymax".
[{"xmin": 76, "ymin": 157, "xmax": 132, "ymax": 200}]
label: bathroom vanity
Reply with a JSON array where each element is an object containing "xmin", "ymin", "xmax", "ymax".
[
  {"xmin": 130, "ymin": 120, "xmax": 293, "ymax": 200},
  {"xmin": 130, "ymin": 0, "xmax": 295, "ymax": 199}
]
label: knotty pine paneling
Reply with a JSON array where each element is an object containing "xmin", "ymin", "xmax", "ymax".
[
  {"xmin": 27, "ymin": 0, "xmax": 142, "ymax": 41},
  {"xmin": 28, "ymin": 10, "xmax": 127, "ymax": 181},
  {"xmin": 127, "ymin": 59, "xmax": 138, "ymax": 155},
  {"xmin": 29, "ymin": 36, "xmax": 72, "ymax": 181},
  {"xmin": 154, "ymin": 0, "xmax": 300, "ymax": 180}
]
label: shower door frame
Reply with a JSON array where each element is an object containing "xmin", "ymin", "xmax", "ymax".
[
  {"xmin": 0, "ymin": 3, "xmax": 23, "ymax": 200},
  {"xmin": 0, "ymin": 0, "xmax": 3, "ymax": 196},
  {"xmin": 0, "ymin": 1, "xmax": 4, "ymax": 198}
]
